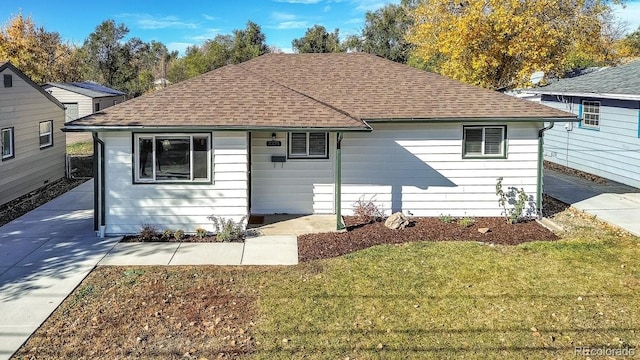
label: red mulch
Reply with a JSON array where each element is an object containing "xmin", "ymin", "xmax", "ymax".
[{"xmin": 298, "ymin": 216, "xmax": 558, "ymax": 262}]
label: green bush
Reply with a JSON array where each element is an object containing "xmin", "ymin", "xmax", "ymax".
[
  {"xmin": 195, "ymin": 227, "xmax": 208, "ymax": 239},
  {"xmin": 496, "ymin": 177, "xmax": 530, "ymax": 224},
  {"xmin": 438, "ymin": 214, "xmax": 456, "ymax": 224},
  {"xmin": 458, "ymin": 216, "xmax": 476, "ymax": 228}
]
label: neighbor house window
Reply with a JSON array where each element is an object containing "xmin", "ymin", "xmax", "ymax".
[
  {"xmin": 3, "ymin": 74, "xmax": 12, "ymax": 87},
  {"xmin": 288, "ymin": 132, "xmax": 328, "ymax": 158},
  {"xmin": 94, "ymin": 103, "xmax": 100, "ymax": 112},
  {"xmin": 134, "ymin": 133, "xmax": 211, "ymax": 183},
  {"xmin": 39, "ymin": 120, "xmax": 53, "ymax": 149},
  {"xmin": 582, "ymin": 100, "xmax": 600, "ymax": 128},
  {"xmin": 1, "ymin": 127, "xmax": 14, "ymax": 160},
  {"xmin": 463, "ymin": 125, "xmax": 506, "ymax": 158}
]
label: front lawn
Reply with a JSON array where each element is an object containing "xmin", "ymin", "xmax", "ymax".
[{"xmin": 14, "ymin": 209, "xmax": 640, "ymax": 359}]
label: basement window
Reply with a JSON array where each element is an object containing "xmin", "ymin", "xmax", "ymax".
[
  {"xmin": 134, "ymin": 133, "xmax": 211, "ymax": 183},
  {"xmin": 288, "ymin": 132, "xmax": 329, "ymax": 159},
  {"xmin": 463, "ymin": 125, "xmax": 506, "ymax": 158}
]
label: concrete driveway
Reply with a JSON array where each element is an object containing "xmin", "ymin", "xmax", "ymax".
[{"xmin": 543, "ymin": 169, "xmax": 640, "ymax": 236}]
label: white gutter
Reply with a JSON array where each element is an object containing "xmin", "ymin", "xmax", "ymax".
[{"xmin": 522, "ymin": 90, "xmax": 640, "ymax": 102}]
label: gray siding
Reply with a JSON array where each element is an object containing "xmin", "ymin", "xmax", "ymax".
[
  {"xmin": 0, "ymin": 67, "xmax": 66, "ymax": 205},
  {"xmin": 541, "ymin": 95, "xmax": 640, "ymax": 188}
]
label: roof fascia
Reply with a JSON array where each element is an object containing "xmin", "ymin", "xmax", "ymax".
[
  {"xmin": 523, "ymin": 90, "xmax": 640, "ymax": 101},
  {"xmin": 363, "ymin": 116, "xmax": 579, "ymax": 123},
  {"xmin": 63, "ymin": 125, "xmax": 373, "ymax": 133}
]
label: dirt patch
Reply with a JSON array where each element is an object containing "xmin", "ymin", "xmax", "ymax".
[
  {"xmin": 298, "ymin": 216, "xmax": 558, "ymax": 262},
  {"xmin": 13, "ymin": 266, "xmax": 258, "ymax": 359},
  {"xmin": 0, "ymin": 178, "xmax": 87, "ymax": 227},
  {"xmin": 544, "ymin": 160, "xmax": 609, "ymax": 184}
]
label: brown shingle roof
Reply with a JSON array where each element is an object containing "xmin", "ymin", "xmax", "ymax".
[
  {"xmin": 67, "ymin": 53, "xmax": 575, "ymax": 130},
  {"xmin": 240, "ymin": 53, "xmax": 574, "ymax": 120}
]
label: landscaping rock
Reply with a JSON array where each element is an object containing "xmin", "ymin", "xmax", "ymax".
[
  {"xmin": 478, "ymin": 227, "xmax": 491, "ymax": 234},
  {"xmin": 384, "ymin": 212, "xmax": 410, "ymax": 230}
]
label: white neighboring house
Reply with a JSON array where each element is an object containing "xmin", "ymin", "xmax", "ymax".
[
  {"xmin": 521, "ymin": 60, "xmax": 640, "ymax": 188},
  {"xmin": 0, "ymin": 62, "xmax": 66, "ymax": 206},
  {"xmin": 64, "ymin": 53, "xmax": 578, "ymax": 236},
  {"xmin": 42, "ymin": 81, "xmax": 126, "ymax": 123}
]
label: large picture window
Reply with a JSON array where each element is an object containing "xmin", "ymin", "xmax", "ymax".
[
  {"xmin": 134, "ymin": 133, "xmax": 211, "ymax": 183},
  {"xmin": 288, "ymin": 132, "xmax": 328, "ymax": 158},
  {"xmin": 582, "ymin": 100, "xmax": 600, "ymax": 128},
  {"xmin": 39, "ymin": 120, "xmax": 53, "ymax": 149},
  {"xmin": 1, "ymin": 127, "xmax": 14, "ymax": 160},
  {"xmin": 463, "ymin": 125, "xmax": 506, "ymax": 158}
]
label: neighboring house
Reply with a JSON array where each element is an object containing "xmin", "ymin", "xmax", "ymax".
[
  {"xmin": 522, "ymin": 60, "xmax": 640, "ymax": 188},
  {"xmin": 42, "ymin": 81, "xmax": 126, "ymax": 123},
  {"xmin": 0, "ymin": 62, "xmax": 66, "ymax": 206},
  {"xmin": 64, "ymin": 53, "xmax": 576, "ymax": 236}
]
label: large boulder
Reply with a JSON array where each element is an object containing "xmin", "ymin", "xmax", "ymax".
[{"xmin": 384, "ymin": 212, "xmax": 410, "ymax": 230}]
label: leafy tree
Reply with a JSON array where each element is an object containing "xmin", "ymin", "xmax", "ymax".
[
  {"xmin": 345, "ymin": 3, "xmax": 414, "ymax": 63},
  {"xmin": 82, "ymin": 20, "xmax": 130, "ymax": 89},
  {"xmin": 406, "ymin": 0, "xmax": 621, "ymax": 89},
  {"xmin": 619, "ymin": 26, "xmax": 640, "ymax": 57},
  {"xmin": 292, "ymin": 25, "xmax": 344, "ymax": 53},
  {"xmin": 230, "ymin": 21, "xmax": 269, "ymax": 63},
  {"xmin": 0, "ymin": 13, "xmax": 81, "ymax": 83}
]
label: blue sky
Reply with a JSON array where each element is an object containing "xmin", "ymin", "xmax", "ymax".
[{"xmin": 2, "ymin": 0, "xmax": 639, "ymax": 56}]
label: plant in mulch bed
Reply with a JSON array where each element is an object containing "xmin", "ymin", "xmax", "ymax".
[
  {"xmin": 352, "ymin": 195, "xmax": 385, "ymax": 225},
  {"xmin": 438, "ymin": 213, "xmax": 456, "ymax": 224},
  {"xmin": 496, "ymin": 177, "xmax": 534, "ymax": 224},
  {"xmin": 174, "ymin": 229, "xmax": 185, "ymax": 241},
  {"xmin": 195, "ymin": 227, "xmax": 208, "ymax": 239},
  {"xmin": 161, "ymin": 229, "xmax": 174, "ymax": 240},
  {"xmin": 139, "ymin": 224, "xmax": 160, "ymax": 242},
  {"xmin": 458, "ymin": 216, "xmax": 476, "ymax": 228},
  {"xmin": 207, "ymin": 215, "xmax": 247, "ymax": 242}
]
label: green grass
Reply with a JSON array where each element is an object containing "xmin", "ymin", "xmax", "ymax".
[
  {"xmin": 66, "ymin": 141, "xmax": 93, "ymax": 155},
  {"xmin": 254, "ymin": 231, "xmax": 640, "ymax": 359}
]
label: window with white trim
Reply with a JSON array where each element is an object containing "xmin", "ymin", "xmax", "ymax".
[
  {"xmin": 1, "ymin": 127, "xmax": 14, "ymax": 160},
  {"xmin": 288, "ymin": 132, "xmax": 328, "ymax": 158},
  {"xmin": 134, "ymin": 133, "xmax": 211, "ymax": 183},
  {"xmin": 463, "ymin": 125, "xmax": 506, "ymax": 158},
  {"xmin": 582, "ymin": 100, "xmax": 600, "ymax": 128},
  {"xmin": 39, "ymin": 120, "xmax": 53, "ymax": 149}
]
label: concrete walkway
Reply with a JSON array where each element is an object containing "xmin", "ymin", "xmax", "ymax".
[
  {"xmin": 543, "ymin": 169, "xmax": 640, "ymax": 236},
  {"xmin": 0, "ymin": 180, "xmax": 297, "ymax": 359}
]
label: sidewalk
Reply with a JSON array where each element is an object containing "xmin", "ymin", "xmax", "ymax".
[
  {"xmin": 543, "ymin": 169, "xmax": 640, "ymax": 236},
  {"xmin": 0, "ymin": 180, "xmax": 297, "ymax": 359}
]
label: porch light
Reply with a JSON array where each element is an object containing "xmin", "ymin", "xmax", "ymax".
[{"xmin": 271, "ymin": 133, "xmax": 277, "ymax": 141}]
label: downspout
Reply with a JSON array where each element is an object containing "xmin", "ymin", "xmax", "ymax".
[
  {"xmin": 335, "ymin": 132, "xmax": 345, "ymax": 230},
  {"xmin": 537, "ymin": 122, "xmax": 554, "ymax": 218},
  {"xmin": 93, "ymin": 132, "xmax": 106, "ymax": 237}
]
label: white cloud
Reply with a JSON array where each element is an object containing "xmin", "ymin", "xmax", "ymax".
[
  {"xmin": 202, "ymin": 13, "xmax": 217, "ymax": 21},
  {"xmin": 271, "ymin": 12, "xmax": 299, "ymax": 21},
  {"xmin": 189, "ymin": 28, "xmax": 223, "ymax": 42},
  {"xmin": 275, "ymin": 21, "xmax": 310, "ymax": 29},
  {"xmin": 117, "ymin": 13, "xmax": 198, "ymax": 30},
  {"xmin": 351, "ymin": 0, "xmax": 399, "ymax": 13},
  {"xmin": 323, "ymin": 5, "xmax": 332, "ymax": 12}
]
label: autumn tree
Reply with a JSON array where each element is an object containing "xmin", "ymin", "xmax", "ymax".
[
  {"xmin": 345, "ymin": 2, "xmax": 414, "ymax": 63},
  {"xmin": 292, "ymin": 25, "xmax": 344, "ymax": 53},
  {"xmin": 407, "ymin": 0, "xmax": 621, "ymax": 89},
  {"xmin": 0, "ymin": 13, "xmax": 82, "ymax": 83},
  {"xmin": 619, "ymin": 26, "xmax": 640, "ymax": 57}
]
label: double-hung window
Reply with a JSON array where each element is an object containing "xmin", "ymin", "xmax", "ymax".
[
  {"xmin": 581, "ymin": 100, "xmax": 600, "ymax": 128},
  {"xmin": 288, "ymin": 132, "xmax": 328, "ymax": 159},
  {"xmin": 463, "ymin": 125, "xmax": 506, "ymax": 158},
  {"xmin": 1, "ymin": 127, "xmax": 14, "ymax": 160},
  {"xmin": 39, "ymin": 120, "xmax": 53, "ymax": 149},
  {"xmin": 134, "ymin": 133, "xmax": 211, "ymax": 183}
]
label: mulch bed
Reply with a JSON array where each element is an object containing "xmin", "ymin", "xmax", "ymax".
[{"xmin": 298, "ymin": 216, "xmax": 558, "ymax": 262}]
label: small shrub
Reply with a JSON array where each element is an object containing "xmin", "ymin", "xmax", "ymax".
[
  {"xmin": 439, "ymin": 214, "xmax": 456, "ymax": 224},
  {"xmin": 161, "ymin": 229, "xmax": 174, "ymax": 240},
  {"xmin": 496, "ymin": 177, "xmax": 530, "ymax": 224},
  {"xmin": 458, "ymin": 216, "xmax": 476, "ymax": 228},
  {"xmin": 139, "ymin": 224, "xmax": 159, "ymax": 242},
  {"xmin": 352, "ymin": 195, "xmax": 385, "ymax": 223},
  {"xmin": 174, "ymin": 229, "xmax": 185, "ymax": 241},
  {"xmin": 195, "ymin": 227, "xmax": 208, "ymax": 239},
  {"xmin": 207, "ymin": 215, "xmax": 246, "ymax": 242}
]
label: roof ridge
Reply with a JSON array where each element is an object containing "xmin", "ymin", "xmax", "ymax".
[{"xmin": 237, "ymin": 62, "xmax": 367, "ymax": 128}]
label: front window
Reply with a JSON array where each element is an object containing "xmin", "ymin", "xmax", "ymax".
[
  {"xmin": 39, "ymin": 120, "xmax": 53, "ymax": 149},
  {"xmin": 2, "ymin": 127, "xmax": 14, "ymax": 160},
  {"xmin": 134, "ymin": 133, "xmax": 211, "ymax": 183},
  {"xmin": 582, "ymin": 100, "xmax": 600, "ymax": 128},
  {"xmin": 94, "ymin": 103, "xmax": 100, "ymax": 112},
  {"xmin": 288, "ymin": 132, "xmax": 328, "ymax": 158},
  {"xmin": 463, "ymin": 125, "xmax": 506, "ymax": 158}
]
